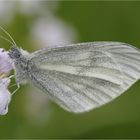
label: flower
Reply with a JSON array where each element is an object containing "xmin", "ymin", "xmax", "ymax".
[
  {"xmin": 30, "ymin": 16, "xmax": 78, "ymax": 47},
  {"xmin": 0, "ymin": 78, "xmax": 11, "ymax": 115},
  {"xmin": 0, "ymin": 48, "xmax": 13, "ymax": 115},
  {"xmin": 0, "ymin": 48, "xmax": 12, "ymax": 78},
  {"xmin": 0, "ymin": 1, "xmax": 59, "ymax": 23}
]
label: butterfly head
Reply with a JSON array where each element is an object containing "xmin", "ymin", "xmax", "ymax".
[{"xmin": 9, "ymin": 46, "xmax": 21, "ymax": 60}]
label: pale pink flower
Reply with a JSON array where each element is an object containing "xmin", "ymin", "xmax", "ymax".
[
  {"xmin": 0, "ymin": 1, "xmax": 59, "ymax": 23},
  {"xmin": 31, "ymin": 16, "xmax": 78, "ymax": 48},
  {"xmin": 0, "ymin": 48, "xmax": 13, "ymax": 115},
  {"xmin": 0, "ymin": 78, "xmax": 11, "ymax": 115},
  {"xmin": 0, "ymin": 48, "xmax": 12, "ymax": 77}
]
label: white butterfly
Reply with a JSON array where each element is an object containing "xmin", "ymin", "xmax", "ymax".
[{"xmin": 9, "ymin": 41, "xmax": 140, "ymax": 113}]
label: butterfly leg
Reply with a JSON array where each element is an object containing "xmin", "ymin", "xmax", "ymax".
[
  {"xmin": 8, "ymin": 75, "xmax": 20, "ymax": 96},
  {"xmin": 11, "ymin": 83, "xmax": 20, "ymax": 96},
  {"xmin": 9, "ymin": 75, "xmax": 15, "ymax": 79}
]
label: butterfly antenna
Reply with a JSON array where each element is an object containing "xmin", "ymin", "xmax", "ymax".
[
  {"xmin": 0, "ymin": 35, "xmax": 14, "ymax": 45},
  {"xmin": 0, "ymin": 26, "xmax": 17, "ymax": 46}
]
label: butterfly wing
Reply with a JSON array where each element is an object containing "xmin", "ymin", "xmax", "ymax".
[{"xmin": 29, "ymin": 42, "xmax": 140, "ymax": 113}]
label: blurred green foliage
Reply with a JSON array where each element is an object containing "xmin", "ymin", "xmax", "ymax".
[{"xmin": 0, "ymin": 1, "xmax": 140, "ymax": 139}]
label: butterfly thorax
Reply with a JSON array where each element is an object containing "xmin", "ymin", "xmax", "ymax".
[{"xmin": 9, "ymin": 46, "xmax": 34, "ymax": 84}]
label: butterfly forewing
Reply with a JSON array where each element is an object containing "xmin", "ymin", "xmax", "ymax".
[{"xmin": 29, "ymin": 42, "xmax": 140, "ymax": 113}]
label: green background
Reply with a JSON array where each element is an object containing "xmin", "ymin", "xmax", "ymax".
[{"xmin": 0, "ymin": 1, "xmax": 140, "ymax": 139}]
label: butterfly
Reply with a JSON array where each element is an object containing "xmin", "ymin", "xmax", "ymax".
[{"xmin": 8, "ymin": 41, "xmax": 140, "ymax": 113}]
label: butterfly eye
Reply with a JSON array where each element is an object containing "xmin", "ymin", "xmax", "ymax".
[
  {"xmin": 14, "ymin": 52, "xmax": 21, "ymax": 58},
  {"xmin": 9, "ymin": 46, "xmax": 21, "ymax": 59}
]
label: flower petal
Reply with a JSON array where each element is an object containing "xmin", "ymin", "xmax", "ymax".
[
  {"xmin": 0, "ymin": 48, "xmax": 12, "ymax": 77},
  {"xmin": 0, "ymin": 78, "xmax": 11, "ymax": 115}
]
